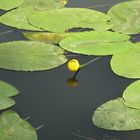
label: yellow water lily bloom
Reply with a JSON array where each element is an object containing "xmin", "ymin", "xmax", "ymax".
[{"xmin": 67, "ymin": 59, "xmax": 80, "ymax": 72}]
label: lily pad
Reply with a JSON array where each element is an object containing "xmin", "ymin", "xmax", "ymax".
[
  {"xmin": 0, "ymin": 41, "xmax": 67, "ymax": 71},
  {"xmin": 23, "ymin": 32, "xmax": 77, "ymax": 44},
  {"xmin": 110, "ymin": 42, "xmax": 140, "ymax": 78},
  {"xmin": 20, "ymin": 0, "xmax": 68, "ymax": 10},
  {"xmin": 0, "ymin": 7, "xmax": 42, "ymax": 31},
  {"xmin": 107, "ymin": 0, "xmax": 140, "ymax": 34},
  {"xmin": 93, "ymin": 98, "xmax": 140, "ymax": 131},
  {"xmin": 0, "ymin": 81, "xmax": 19, "ymax": 97},
  {"xmin": 0, "ymin": 0, "xmax": 25, "ymax": 10},
  {"xmin": 0, "ymin": 95, "xmax": 15, "ymax": 110},
  {"xmin": 0, "ymin": 110, "xmax": 37, "ymax": 140},
  {"xmin": 59, "ymin": 31, "xmax": 133, "ymax": 56},
  {"xmin": 28, "ymin": 8, "xmax": 112, "ymax": 33},
  {"xmin": 123, "ymin": 80, "xmax": 140, "ymax": 109}
]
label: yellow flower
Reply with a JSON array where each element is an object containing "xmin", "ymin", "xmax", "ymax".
[{"xmin": 67, "ymin": 59, "xmax": 80, "ymax": 72}]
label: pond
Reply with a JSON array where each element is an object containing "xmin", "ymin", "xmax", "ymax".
[{"xmin": 0, "ymin": 0, "xmax": 140, "ymax": 140}]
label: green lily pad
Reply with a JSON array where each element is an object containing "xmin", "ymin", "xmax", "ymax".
[
  {"xmin": 59, "ymin": 31, "xmax": 133, "ymax": 56},
  {"xmin": 93, "ymin": 98, "xmax": 140, "ymax": 131},
  {"xmin": 23, "ymin": 32, "xmax": 78, "ymax": 44},
  {"xmin": 20, "ymin": 0, "xmax": 68, "ymax": 10},
  {"xmin": 0, "ymin": 81, "xmax": 19, "ymax": 97},
  {"xmin": 123, "ymin": 80, "xmax": 140, "ymax": 109},
  {"xmin": 0, "ymin": 95, "xmax": 15, "ymax": 110},
  {"xmin": 28, "ymin": 8, "xmax": 112, "ymax": 33},
  {"xmin": 0, "ymin": 110, "xmax": 37, "ymax": 140},
  {"xmin": 0, "ymin": 0, "xmax": 25, "ymax": 10},
  {"xmin": 107, "ymin": 0, "xmax": 140, "ymax": 34},
  {"xmin": 110, "ymin": 42, "xmax": 140, "ymax": 78},
  {"xmin": 0, "ymin": 7, "xmax": 42, "ymax": 31},
  {"xmin": 0, "ymin": 41, "xmax": 67, "ymax": 71}
]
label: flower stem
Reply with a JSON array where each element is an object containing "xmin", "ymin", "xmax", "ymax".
[{"xmin": 80, "ymin": 57, "xmax": 102, "ymax": 68}]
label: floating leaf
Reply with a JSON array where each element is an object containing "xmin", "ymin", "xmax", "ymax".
[
  {"xmin": 28, "ymin": 8, "xmax": 112, "ymax": 33},
  {"xmin": 0, "ymin": 7, "xmax": 42, "ymax": 31},
  {"xmin": 23, "ymin": 32, "xmax": 78, "ymax": 44},
  {"xmin": 0, "ymin": 41, "xmax": 67, "ymax": 71},
  {"xmin": 107, "ymin": 0, "xmax": 140, "ymax": 34},
  {"xmin": 59, "ymin": 31, "xmax": 133, "ymax": 56},
  {"xmin": 93, "ymin": 98, "xmax": 140, "ymax": 131},
  {"xmin": 0, "ymin": 81, "xmax": 19, "ymax": 97},
  {"xmin": 123, "ymin": 80, "xmax": 140, "ymax": 109},
  {"xmin": 110, "ymin": 42, "xmax": 140, "ymax": 78},
  {"xmin": 0, "ymin": 95, "xmax": 15, "ymax": 110},
  {"xmin": 0, "ymin": 110, "xmax": 37, "ymax": 140},
  {"xmin": 0, "ymin": 0, "xmax": 25, "ymax": 10},
  {"xmin": 20, "ymin": 0, "xmax": 68, "ymax": 10}
]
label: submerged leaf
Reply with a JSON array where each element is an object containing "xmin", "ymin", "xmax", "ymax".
[
  {"xmin": 23, "ymin": 32, "xmax": 75, "ymax": 44},
  {"xmin": 20, "ymin": 0, "xmax": 68, "ymax": 10},
  {"xmin": 0, "ymin": 110, "xmax": 37, "ymax": 140},
  {"xmin": 0, "ymin": 41, "xmax": 67, "ymax": 71},
  {"xmin": 110, "ymin": 42, "xmax": 140, "ymax": 78},
  {"xmin": 0, "ymin": 81, "xmax": 19, "ymax": 97},
  {"xmin": 0, "ymin": 0, "xmax": 25, "ymax": 10},
  {"xmin": 28, "ymin": 8, "xmax": 112, "ymax": 33},
  {"xmin": 0, "ymin": 7, "xmax": 42, "ymax": 31},
  {"xmin": 59, "ymin": 31, "xmax": 133, "ymax": 56},
  {"xmin": 0, "ymin": 95, "xmax": 15, "ymax": 110},
  {"xmin": 123, "ymin": 80, "xmax": 140, "ymax": 109},
  {"xmin": 93, "ymin": 98, "xmax": 140, "ymax": 131},
  {"xmin": 107, "ymin": 0, "xmax": 140, "ymax": 34}
]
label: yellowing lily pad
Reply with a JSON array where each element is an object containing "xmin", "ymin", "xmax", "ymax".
[
  {"xmin": 0, "ymin": 41, "xmax": 67, "ymax": 71},
  {"xmin": 0, "ymin": 0, "xmax": 25, "ymax": 10},
  {"xmin": 93, "ymin": 98, "xmax": 140, "ymax": 131},
  {"xmin": 0, "ymin": 110, "xmax": 37, "ymax": 140},
  {"xmin": 59, "ymin": 31, "xmax": 133, "ymax": 56},
  {"xmin": 23, "ymin": 32, "xmax": 75, "ymax": 44},
  {"xmin": 110, "ymin": 42, "xmax": 140, "ymax": 78},
  {"xmin": 107, "ymin": 0, "xmax": 140, "ymax": 34},
  {"xmin": 28, "ymin": 8, "xmax": 112, "ymax": 33},
  {"xmin": 123, "ymin": 80, "xmax": 140, "ymax": 109}
]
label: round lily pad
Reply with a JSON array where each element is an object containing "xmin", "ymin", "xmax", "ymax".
[
  {"xmin": 59, "ymin": 31, "xmax": 133, "ymax": 56},
  {"xmin": 107, "ymin": 0, "xmax": 140, "ymax": 34},
  {"xmin": 0, "ymin": 110, "xmax": 37, "ymax": 140},
  {"xmin": 0, "ymin": 81, "xmax": 19, "ymax": 97},
  {"xmin": 93, "ymin": 98, "xmax": 140, "ymax": 131},
  {"xmin": 28, "ymin": 8, "xmax": 112, "ymax": 33},
  {"xmin": 123, "ymin": 80, "xmax": 140, "ymax": 109},
  {"xmin": 0, "ymin": 41, "xmax": 67, "ymax": 71},
  {"xmin": 110, "ymin": 42, "xmax": 140, "ymax": 78}
]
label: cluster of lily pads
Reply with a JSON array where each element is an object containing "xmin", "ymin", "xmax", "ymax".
[
  {"xmin": 0, "ymin": 0, "xmax": 140, "ymax": 135},
  {"xmin": 0, "ymin": 81, "xmax": 37, "ymax": 139}
]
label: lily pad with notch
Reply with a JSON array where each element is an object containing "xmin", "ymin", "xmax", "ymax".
[
  {"xmin": 28, "ymin": 8, "xmax": 112, "ymax": 33},
  {"xmin": 110, "ymin": 42, "xmax": 140, "ymax": 78},
  {"xmin": 107, "ymin": 0, "xmax": 140, "ymax": 34}
]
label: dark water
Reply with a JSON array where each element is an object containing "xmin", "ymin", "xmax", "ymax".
[{"xmin": 0, "ymin": 0, "xmax": 140, "ymax": 140}]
